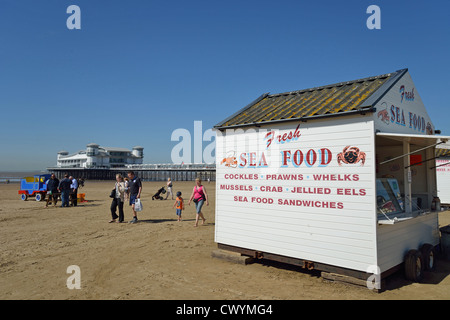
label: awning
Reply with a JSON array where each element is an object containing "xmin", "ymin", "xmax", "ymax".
[
  {"xmin": 376, "ymin": 132, "xmax": 450, "ymax": 167},
  {"xmin": 376, "ymin": 132, "xmax": 450, "ymax": 148}
]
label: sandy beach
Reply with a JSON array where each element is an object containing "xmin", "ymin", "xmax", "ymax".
[{"xmin": 0, "ymin": 180, "xmax": 449, "ymax": 300}]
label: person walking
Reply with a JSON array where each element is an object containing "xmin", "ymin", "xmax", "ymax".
[
  {"xmin": 58, "ymin": 174, "xmax": 72, "ymax": 208},
  {"xmin": 165, "ymin": 178, "xmax": 174, "ymax": 200},
  {"xmin": 45, "ymin": 173, "xmax": 60, "ymax": 208},
  {"xmin": 173, "ymin": 191, "xmax": 184, "ymax": 221},
  {"xmin": 69, "ymin": 176, "xmax": 78, "ymax": 207},
  {"xmin": 188, "ymin": 178, "xmax": 209, "ymax": 227},
  {"xmin": 127, "ymin": 171, "xmax": 142, "ymax": 224},
  {"xmin": 110, "ymin": 174, "xmax": 126, "ymax": 223}
]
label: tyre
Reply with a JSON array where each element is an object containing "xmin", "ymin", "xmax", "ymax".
[
  {"xmin": 404, "ymin": 249, "xmax": 424, "ymax": 282},
  {"xmin": 21, "ymin": 193, "xmax": 28, "ymax": 201},
  {"xmin": 421, "ymin": 243, "xmax": 437, "ymax": 271},
  {"xmin": 35, "ymin": 193, "xmax": 44, "ymax": 202}
]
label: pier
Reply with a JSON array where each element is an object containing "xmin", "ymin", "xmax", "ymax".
[{"xmin": 47, "ymin": 163, "xmax": 216, "ymax": 181}]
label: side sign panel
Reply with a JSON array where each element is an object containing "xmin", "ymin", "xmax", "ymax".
[{"xmin": 374, "ymin": 71, "xmax": 434, "ymax": 135}]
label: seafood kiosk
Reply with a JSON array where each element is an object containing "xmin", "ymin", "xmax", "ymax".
[{"xmin": 213, "ymin": 69, "xmax": 449, "ymax": 288}]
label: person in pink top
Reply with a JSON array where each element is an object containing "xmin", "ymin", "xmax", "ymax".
[{"xmin": 188, "ymin": 178, "xmax": 209, "ymax": 227}]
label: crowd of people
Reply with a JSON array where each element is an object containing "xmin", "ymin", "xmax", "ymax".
[
  {"xmin": 45, "ymin": 173, "xmax": 80, "ymax": 208},
  {"xmin": 44, "ymin": 171, "xmax": 210, "ymax": 226},
  {"xmin": 109, "ymin": 171, "xmax": 209, "ymax": 226},
  {"xmin": 109, "ymin": 170, "xmax": 143, "ymax": 224}
]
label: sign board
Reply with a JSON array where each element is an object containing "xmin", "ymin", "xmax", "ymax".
[
  {"xmin": 373, "ymin": 71, "xmax": 435, "ymax": 135},
  {"xmin": 436, "ymin": 158, "xmax": 450, "ymax": 204},
  {"xmin": 215, "ymin": 115, "xmax": 377, "ymax": 272}
]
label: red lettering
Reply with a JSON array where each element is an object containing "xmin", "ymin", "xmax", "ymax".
[
  {"xmin": 281, "ymin": 150, "xmax": 291, "ymax": 167},
  {"xmin": 266, "ymin": 124, "xmax": 302, "ymax": 149},
  {"xmin": 265, "ymin": 131, "xmax": 274, "ymax": 148},
  {"xmin": 305, "ymin": 150, "xmax": 317, "ymax": 166},
  {"xmin": 234, "ymin": 196, "xmax": 248, "ymax": 202},
  {"xmin": 239, "ymin": 153, "xmax": 247, "ymax": 167},
  {"xmin": 319, "ymin": 148, "xmax": 332, "ymax": 166},
  {"xmin": 293, "ymin": 124, "xmax": 301, "ymax": 139},
  {"xmin": 287, "ymin": 131, "xmax": 293, "ymax": 140},
  {"xmin": 336, "ymin": 188, "xmax": 366, "ymax": 196},
  {"xmin": 249, "ymin": 152, "xmax": 256, "ymax": 167},
  {"xmin": 293, "ymin": 150, "xmax": 303, "ymax": 166},
  {"xmin": 258, "ymin": 152, "xmax": 268, "ymax": 167}
]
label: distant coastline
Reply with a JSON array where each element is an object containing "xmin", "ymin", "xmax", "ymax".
[{"xmin": 0, "ymin": 171, "xmax": 47, "ymax": 183}]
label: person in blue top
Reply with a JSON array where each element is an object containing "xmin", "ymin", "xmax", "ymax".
[
  {"xmin": 58, "ymin": 174, "xmax": 72, "ymax": 208},
  {"xmin": 69, "ymin": 176, "xmax": 78, "ymax": 207},
  {"xmin": 127, "ymin": 171, "xmax": 142, "ymax": 224}
]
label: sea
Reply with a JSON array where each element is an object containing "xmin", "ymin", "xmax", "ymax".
[{"xmin": 0, "ymin": 171, "xmax": 47, "ymax": 183}]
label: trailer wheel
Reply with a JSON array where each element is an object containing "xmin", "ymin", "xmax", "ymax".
[
  {"xmin": 404, "ymin": 249, "xmax": 424, "ymax": 282},
  {"xmin": 21, "ymin": 194, "xmax": 28, "ymax": 201},
  {"xmin": 420, "ymin": 244, "xmax": 437, "ymax": 271},
  {"xmin": 35, "ymin": 193, "xmax": 44, "ymax": 202}
]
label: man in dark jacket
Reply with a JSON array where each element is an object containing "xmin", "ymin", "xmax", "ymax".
[
  {"xmin": 58, "ymin": 174, "xmax": 72, "ymax": 208},
  {"xmin": 45, "ymin": 173, "xmax": 60, "ymax": 208},
  {"xmin": 127, "ymin": 171, "xmax": 142, "ymax": 224}
]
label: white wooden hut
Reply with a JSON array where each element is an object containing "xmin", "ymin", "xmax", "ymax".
[{"xmin": 213, "ymin": 68, "xmax": 449, "ymax": 287}]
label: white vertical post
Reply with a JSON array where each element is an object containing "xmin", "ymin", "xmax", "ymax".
[
  {"xmin": 403, "ymin": 141, "xmax": 412, "ymax": 213},
  {"xmin": 426, "ymin": 147, "xmax": 436, "ymax": 208}
]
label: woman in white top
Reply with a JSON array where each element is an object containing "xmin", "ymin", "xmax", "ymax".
[
  {"xmin": 165, "ymin": 177, "xmax": 174, "ymax": 200},
  {"xmin": 110, "ymin": 174, "xmax": 126, "ymax": 223}
]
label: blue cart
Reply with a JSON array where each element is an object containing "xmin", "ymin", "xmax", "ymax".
[{"xmin": 18, "ymin": 174, "xmax": 51, "ymax": 201}]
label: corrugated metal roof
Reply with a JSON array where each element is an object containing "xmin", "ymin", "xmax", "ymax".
[{"xmin": 215, "ymin": 69, "xmax": 407, "ymax": 129}]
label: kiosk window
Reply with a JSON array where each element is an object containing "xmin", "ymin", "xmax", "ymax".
[{"xmin": 376, "ymin": 178, "xmax": 404, "ymax": 217}]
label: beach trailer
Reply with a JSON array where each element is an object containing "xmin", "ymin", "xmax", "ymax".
[
  {"xmin": 436, "ymin": 148, "xmax": 450, "ymax": 205},
  {"xmin": 213, "ymin": 69, "xmax": 450, "ymax": 288},
  {"xmin": 18, "ymin": 174, "xmax": 51, "ymax": 201}
]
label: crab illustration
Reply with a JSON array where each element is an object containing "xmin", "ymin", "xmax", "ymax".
[
  {"xmin": 377, "ymin": 109, "xmax": 390, "ymax": 124},
  {"xmin": 220, "ymin": 151, "xmax": 238, "ymax": 168},
  {"xmin": 337, "ymin": 146, "xmax": 366, "ymax": 166},
  {"xmin": 377, "ymin": 102, "xmax": 390, "ymax": 124},
  {"xmin": 426, "ymin": 122, "xmax": 433, "ymax": 135}
]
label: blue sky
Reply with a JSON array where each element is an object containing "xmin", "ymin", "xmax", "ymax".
[{"xmin": 0, "ymin": 0, "xmax": 449, "ymax": 171}]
